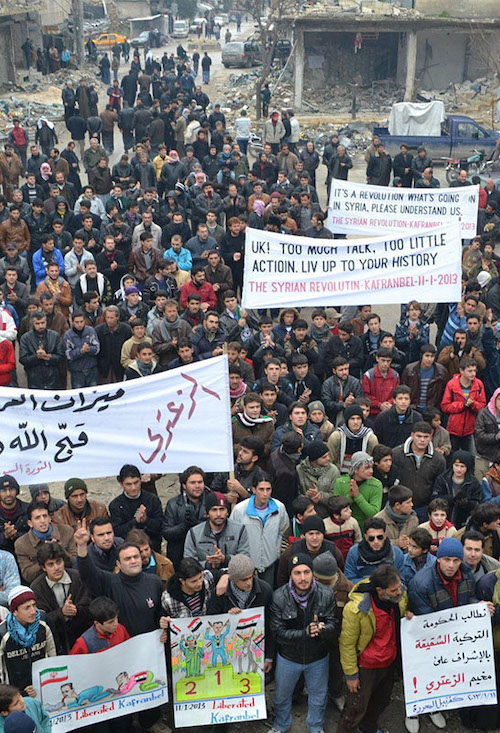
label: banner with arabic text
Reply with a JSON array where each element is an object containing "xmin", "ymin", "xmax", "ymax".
[
  {"xmin": 401, "ymin": 603, "xmax": 497, "ymax": 717},
  {"xmin": 32, "ymin": 630, "xmax": 168, "ymax": 732},
  {"xmin": 327, "ymin": 179, "xmax": 478, "ymax": 237},
  {"xmin": 170, "ymin": 608, "xmax": 267, "ymax": 727},
  {"xmin": 0, "ymin": 355, "xmax": 233, "ymax": 482}
]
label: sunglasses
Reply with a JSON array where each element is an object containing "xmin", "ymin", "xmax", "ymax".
[{"xmin": 367, "ymin": 534, "xmax": 385, "ymax": 542}]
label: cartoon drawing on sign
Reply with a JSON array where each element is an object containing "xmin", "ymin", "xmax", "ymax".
[
  {"xmin": 179, "ymin": 634, "xmax": 203, "ymax": 677},
  {"xmin": 60, "ymin": 681, "xmax": 109, "ymax": 707},
  {"xmin": 205, "ymin": 619, "xmax": 230, "ymax": 667},
  {"xmin": 234, "ymin": 629, "xmax": 259, "ymax": 674}
]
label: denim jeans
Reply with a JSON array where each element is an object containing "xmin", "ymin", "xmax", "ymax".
[
  {"xmin": 273, "ymin": 653, "xmax": 329, "ymax": 732},
  {"xmin": 70, "ymin": 367, "xmax": 99, "ymax": 388}
]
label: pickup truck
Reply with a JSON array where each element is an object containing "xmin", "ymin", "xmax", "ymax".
[{"xmin": 374, "ymin": 114, "xmax": 500, "ymax": 159}]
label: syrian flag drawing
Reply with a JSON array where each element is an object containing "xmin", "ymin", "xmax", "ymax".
[
  {"xmin": 40, "ymin": 666, "xmax": 69, "ymax": 687},
  {"xmin": 188, "ymin": 618, "xmax": 202, "ymax": 633},
  {"xmin": 170, "ymin": 623, "xmax": 182, "ymax": 636},
  {"xmin": 237, "ymin": 614, "xmax": 260, "ymax": 630}
]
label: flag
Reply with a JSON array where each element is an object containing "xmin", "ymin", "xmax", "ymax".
[
  {"xmin": 188, "ymin": 617, "xmax": 202, "ymax": 633},
  {"xmin": 237, "ymin": 614, "xmax": 260, "ymax": 630},
  {"xmin": 170, "ymin": 623, "xmax": 181, "ymax": 636},
  {"xmin": 40, "ymin": 666, "xmax": 69, "ymax": 687}
]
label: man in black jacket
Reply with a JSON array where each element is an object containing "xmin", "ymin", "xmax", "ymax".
[
  {"xmin": 88, "ymin": 516, "xmax": 124, "ymax": 571},
  {"xmin": 322, "ymin": 321, "xmax": 364, "ymax": 378},
  {"xmin": 108, "ymin": 464, "xmax": 163, "ymax": 552},
  {"xmin": 269, "ymin": 552, "xmax": 336, "ymax": 733},
  {"xmin": 95, "ymin": 305, "xmax": 131, "ymax": 382},
  {"xmin": 163, "ymin": 466, "xmax": 211, "ymax": 568},
  {"xmin": 19, "ymin": 310, "xmax": 65, "ymax": 389},
  {"xmin": 374, "ymin": 385, "xmax": 423, "ymax": 449},
  {"xmin": 0, "ymin": 475, "xmax": 29, "ymax": 553}
]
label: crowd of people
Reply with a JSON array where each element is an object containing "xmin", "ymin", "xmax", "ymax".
[{"xmin": 0, "ymin": 42, "xmax": 499, "ymax": 733}]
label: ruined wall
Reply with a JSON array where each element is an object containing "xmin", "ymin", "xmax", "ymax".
[
  {"xmin": 39, "ymin": 0, "xmax": 71, "ymax": 28},
  {"xmin": 414, "ymin": 0, "xmax": 500, "ymax": 19},
  {"xmin": 303, "ymin": 31, "xmax": 399, "ymax": 89}
]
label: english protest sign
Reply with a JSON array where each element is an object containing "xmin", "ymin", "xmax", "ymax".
[
  {"xmin": 241, "ymin": 224, "xmax": 461, "ymax": 309},
  {"xmin": 327, "ymin": 179, "xmax": 478, "ymax": 238}
]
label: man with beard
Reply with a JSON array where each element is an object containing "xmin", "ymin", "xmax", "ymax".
[
  {"xmin": 338, "ymin": 565, "xmax": 411, "ymax": 733},
  {"xmin": 19, "ymin": 310, "xmax": 65, "ymax": 389}
]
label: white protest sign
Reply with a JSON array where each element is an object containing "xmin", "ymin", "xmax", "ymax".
[
  {"xmin": 241, "ymin": 224, "xmax": 461, "ymax": 309},
  {"xmin": 32, "ymin": 630, "xmax": 168, "ymax": 732},
  {"xmin": 401, "ymin": 603, "xmax": 497, "ymax": 717},
  {"xmin": 0, "ymin": 355, "xmax": 233, "ymax": 481},
  {"xmin": 327, "ymin": 179, "xmax": 479, "ymax": 238},
  {"xmin": 170, "ymin": 609, "xmax": 267, "ymax": 727}
]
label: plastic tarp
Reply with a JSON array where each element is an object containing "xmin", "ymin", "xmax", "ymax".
[{"xmin": 388, "ymin": 101, "xmax": 446, "ymax": 136}]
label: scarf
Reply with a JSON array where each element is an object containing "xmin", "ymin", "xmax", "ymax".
[
  {"xmin": 487, "ymin": 387, "xmax": 500, "ymax": 418},
  {"xmin": 358, "ymin": 538, "xmax": 392, "ymax": 566},
  {"xmin": 136, "ymin": 359, "xmax": 154, "ymax": 376},
  {"xmin": 237, "ymin": 411, "xmax": 272, "ymax": 428},
  {"xmin": 32, "ymin": 525, "xmax": 53, "ymax": 541},
  {"xmin": 486, "ymin": 464, "xmax": 500, "ymax": 497},
  {"xmin": 310, "ymin": 323, "xmax": 331, "ymax": 344},
  {"xmin": 339, "ymin": 421, "xmax": 371, "ymax": 442},
  {"xmin": 429, "ymin": 518, "xmax": 454, "ymax": 533},
  {"xmin": 159, "ymin": 315, "xmax": 181, "ymax": 343},
  {"xmin": 7, "ymin": 609, "xmax": 41, "ymax": 648},
  {"xmin": 336, "ymin": 423, "xmax": 373, "ymax": 469},
  {"xmin": 288, "ymin": 577, "xmax": 316, "ymax": 609},
  {"xmin": 384, "ymin": 503, "xmax": 412, "ymax": 528},
  {"xmin": 230, "ymin": 381, "xmax": 247, "ymax": 399},
  {"xmin": 230, "ymin": 580, "xmax": 252, "ymax": 609}
]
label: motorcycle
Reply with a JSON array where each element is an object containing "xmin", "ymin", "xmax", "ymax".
[{"xmin": 444, "ymin": 148, "xmax": 493, "ymax": 183}]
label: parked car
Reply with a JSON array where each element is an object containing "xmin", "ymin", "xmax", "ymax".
[
  {"xmin": 131, "ymin": 31, "xmax": 151, "ymax": 46},
  {"xmin": 222, "ymin": 40, "xmax": 261, "ymax": 68},
  {"xmin": 172, "ymin": 19, "xmax": 189, "ymax": 38},
  {"xmin": 92, "ymin": 32, "xmax": 127, "ymax": 49}
]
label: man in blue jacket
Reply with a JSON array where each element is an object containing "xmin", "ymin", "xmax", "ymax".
[{"xmin": 344, "ymin": 517, "xmax": 404, "ymax": 584}]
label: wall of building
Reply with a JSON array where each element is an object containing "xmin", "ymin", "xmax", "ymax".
[
  {"xmin": 414, "ymin": 0, "xmax": 500, "ymax": 19},
  {"xmin": 303, "ymin": 30, "xmax": 399, "ymax": 88},
  {"xmin": 39, "ymin": 0, "xmax": 71, "ymax": 28},
  {"xmin": 116, "ymin": 0, "xmax": 150, "ymax": 21}
]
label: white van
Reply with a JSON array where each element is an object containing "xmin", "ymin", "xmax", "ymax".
[{"xmin": 172, "ymin": 19, "xmax": 189, "ymax": 38}]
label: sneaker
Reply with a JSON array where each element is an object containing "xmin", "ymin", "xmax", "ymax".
[
  {"xmin": 332, "ymin": 695, "xmax": 345, "ymax": 712},
  {"xmin": 429, "ymin": 712, "xmax": 446, "ymax": 729},
  {"xmin": 405, "ymin": 716, "xmax": 420, "ymax": 733}
]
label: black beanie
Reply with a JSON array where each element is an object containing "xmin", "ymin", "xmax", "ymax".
[
  {"xmin": 344, "ymin": 404, "xmax": 364, "ymax": 423},
  {"xmin": 302, "ymin": 515, "xmax": 325, "ymax": 535}
]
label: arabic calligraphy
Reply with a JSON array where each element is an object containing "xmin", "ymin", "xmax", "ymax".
[
  {"xmin": 139, "ymin": 373, "xmax": 221, "ymax": 464},
  {"xmin": 0, "ymin": 388, "xmax": 125, "ymax": 415}
]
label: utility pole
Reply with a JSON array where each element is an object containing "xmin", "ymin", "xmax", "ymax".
[{"xmin": 73, "ymin": 0, "xmax": 85, "ymax": 66}]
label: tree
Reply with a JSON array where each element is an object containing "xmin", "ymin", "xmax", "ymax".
[
  {"xmin": 236, "ymin": 0, "xmax": 299, "ymax": 119},
  {"xmin": 177, "ymin": 0, "xmax": 197, "ymax": 20}
]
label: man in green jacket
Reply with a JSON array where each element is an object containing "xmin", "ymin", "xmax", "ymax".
[
  {"xmin": 333, "ymin": 451, "xmax": 383, "ymax": 527},
  {"xmin": 338, "ymin": 564, "xmax": 411, "ymax": 733}
]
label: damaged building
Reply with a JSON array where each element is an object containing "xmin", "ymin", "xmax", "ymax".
[
  {"xmin": 287, "ymin": 0, "xmax": 500, "ymax": 111},
  {"xmin": 0, "ymin": 0, "xmax": 43, "ymax": 83}
]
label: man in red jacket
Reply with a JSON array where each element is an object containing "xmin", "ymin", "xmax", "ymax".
[
  {"xmin": 180, "ymin": 265, "xmax": 217, "ymax": 312},
  {"xmin": 441, "ymin": 356, "xmax": 486, "ymax": 453},
  {"xmin": 362, "ymin": 347, "xmax": 399, "ymax": 416},
  {"xmin": 0, "ymin": 338, "xmax": 15, "ymax": 385}
]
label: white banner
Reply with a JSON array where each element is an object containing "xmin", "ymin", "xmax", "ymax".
[
  {"xmin": 32, "ymin": 630, "xmax": 168, "ymax": 732},
  {"xmin": 241, "ymin": 225, "xmax": 462, "ymax": 308},
  {"xmin": 0, "ymin": 356, "xmax": 233, "ymax": 482},
  {"xmin": 170, "ymin": 609, "xmax": 267, "ymax": 727},
  {"xmin": 327, "ymin": 179, "xmax": 479, "ymax": 238},
  {"xmin": 401, "ymin": 603, "xmax": 497, "ymax": 717}
]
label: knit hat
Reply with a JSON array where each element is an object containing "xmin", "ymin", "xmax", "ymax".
[
  {"xmin": 288, "ymin": 552, "xmax": 313, "ymax": 574},
  {"xmin": 306, "ymin": 441, "xmax": 329, "ymax": 462},
  {"xmin": 125, "ymin": 285, "xmax": 140, "ymax": 296},
  {"xmin": 0, "ymin": 475, "xmax": 19, "ymax": 493},
  {"xmin": 29, "ymin": 483, "xmax": 50, "ymax": 499},
  {"xmin": 436, "ymin": 537, "xmax": 464, "ymax": 560},
  {"xmin": 452, "ymin": 450, "xmax": 474, "ymax": 474},
  {"xmin": 350, "ymin": 451, "xmax": 373, "ymax": 471},
  {"xmin": 8, "ymin": 586, "xmax": 36, "ymax": 613},
  {"xmin": 308, "ymin": 400, "xmax": 325, "ymax": 415},
  {"xmin": 477, "ymin": 270, "xmax": 492, "ymax": 288},
  {"xmin": 228, "ymin": 554, "xmax": 255, "ymax": 581},
  {"xmin": 64, "ymin": 477, "xmax": 87, "ymax": 499},
  {"xmin": 4, "ymin": 712, "xmax": 36, "ymax": 733},
  {"xmin": 344, "ymin": 404, "xmax": 364, "ymax": 423},
  {"xmin": 302, "ymin": 515, "xmax": 325, "ymax": 535},
  {"xmin": 313, "ymin": 553, "xmax": 338, "ymax": 580},
  {"xmin": 205, "ymin": 491, "xmax": 227, "ymax": 511}
]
